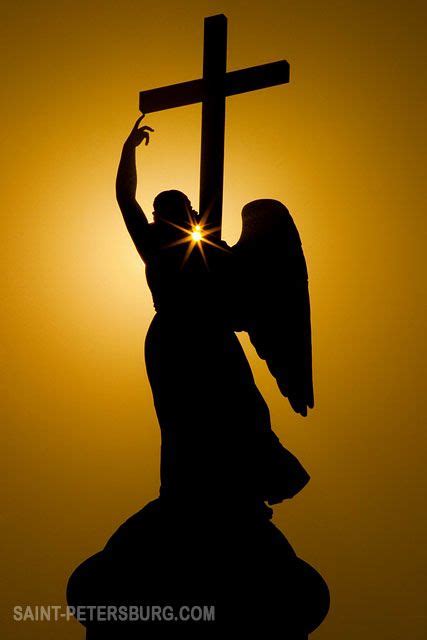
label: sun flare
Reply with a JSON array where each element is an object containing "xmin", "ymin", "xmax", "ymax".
[{"xmin": 191, "ymin": 225, "xmax": 202, "ymax": 242}]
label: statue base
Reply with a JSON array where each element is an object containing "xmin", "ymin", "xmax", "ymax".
[{"xmin": 67, "ymin": 498, "xmax": 329, "ymax": 637}]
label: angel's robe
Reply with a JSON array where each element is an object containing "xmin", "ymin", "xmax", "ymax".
[{"xmin": 138, "ymin": 218, "xmax": 310, "ymax": 510}]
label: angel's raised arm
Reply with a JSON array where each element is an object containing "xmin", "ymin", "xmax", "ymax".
[{"xmin": 116, "ymin": 116, "xmax": 154, "ymax": 259}]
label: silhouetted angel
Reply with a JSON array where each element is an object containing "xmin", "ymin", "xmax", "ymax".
[
  {"xmin": 115, "ymin": 115, "xmax": 314, "ymax": 510},
  {"xmin": 67, "ymin": 115, "xmax": 329, "ymax": 638}
]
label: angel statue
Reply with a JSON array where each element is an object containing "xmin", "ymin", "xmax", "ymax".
[{"xmin": 67, "ymin": 116, "xmax": 329, "ymax": 638}]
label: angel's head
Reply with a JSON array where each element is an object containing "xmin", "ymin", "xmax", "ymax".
[{"xmin": 153, "ymin": 190, "xmax": 198, "ymax": 229}]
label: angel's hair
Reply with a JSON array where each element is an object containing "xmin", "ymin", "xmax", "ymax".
[{"xmin": 153, "ymin": 190, "xmax": 194, "ymax": 225}]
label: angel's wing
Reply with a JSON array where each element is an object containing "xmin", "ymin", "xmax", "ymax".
[{"xmin": 232, "ymin": 199, "xmax": 314, "ymax": 416}]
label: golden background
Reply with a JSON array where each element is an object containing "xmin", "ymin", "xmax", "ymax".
[{"xmin": 2, "ymin": 1, "xmax": 426, "ymax": 638}]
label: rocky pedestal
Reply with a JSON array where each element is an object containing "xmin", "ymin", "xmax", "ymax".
[{"xmin": 67, "ymin": 498, "xmax": 329, "ymax": 638}]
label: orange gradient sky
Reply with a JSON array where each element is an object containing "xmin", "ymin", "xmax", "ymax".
[{"xmin": 2, "ymin": 1, "xmax": 426, "ymax": 638}]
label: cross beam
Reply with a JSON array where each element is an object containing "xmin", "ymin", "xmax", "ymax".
[{"xmin": 139, "ymin": 14, "xmax": 289, "ymax": 238}]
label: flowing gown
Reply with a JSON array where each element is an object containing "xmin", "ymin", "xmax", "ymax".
[{"xmin": 141, "ymin": 222, "xmax": 310, "ymax": 514}]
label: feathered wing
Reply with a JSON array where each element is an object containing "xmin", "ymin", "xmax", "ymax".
[{"xmin": 232, "ymin": 199, "xmax": 314, "ymax": 416}]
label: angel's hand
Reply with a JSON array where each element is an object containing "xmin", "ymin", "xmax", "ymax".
[{"xmin": 125, "ymin": 115, "xmax": 154, "ymax": 148}]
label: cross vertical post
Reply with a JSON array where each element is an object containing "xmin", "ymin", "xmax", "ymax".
[{"xmin": 199, "ymin": 14, "xmax": 227, "ymax": 238}]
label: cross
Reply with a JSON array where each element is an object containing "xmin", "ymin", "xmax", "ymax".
[{"xmin": 139, "ymin": 14, "xmax": 289, "ymax": 239}]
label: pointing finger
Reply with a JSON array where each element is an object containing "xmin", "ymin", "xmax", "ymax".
[{"xmin": 132, "ymin": 115, "xmax": 144, "ymax": 130}]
